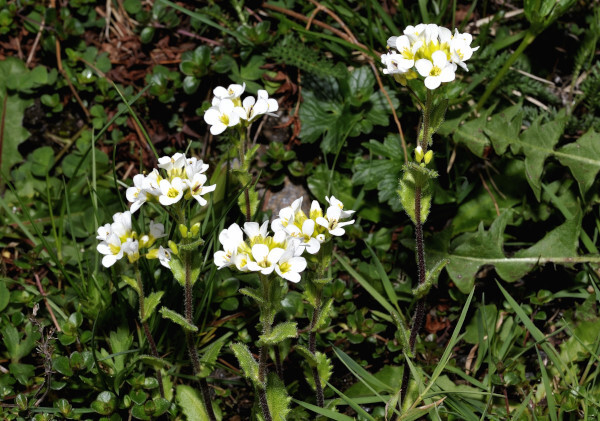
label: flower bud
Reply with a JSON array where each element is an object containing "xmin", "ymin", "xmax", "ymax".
[
  {"xmin": 415, "ymin": 145, "xmax": 424, "ymax": 163},
  {"xmin": 178, "ymin": 224, "xmax": 188, "ymax": 238},
  {"xmin": 191, "ymin": 222, "xmax": 201, "ymax": 237},
  {"xmin": 168, "ymin": 240, "xmax": 179, "ymax": 255},
  {"xmin": 424, "ymin": 150, "xmax": 433, "ymax": 165}
]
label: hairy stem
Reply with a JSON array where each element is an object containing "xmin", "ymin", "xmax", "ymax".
[
  {"xmin": 183, "ymin": 250, "xmax": 216, "ymax": 421},
  {"xmin": 257, "ymin": 274, "xmax": 274, "ymax": 421},
  {"xmin": 308, "ymin": 285, "xmax": 324, "ymax": 407},
  {"xmin": 136, "ymin": 268, "xmax": 165, "ymax": 398}
]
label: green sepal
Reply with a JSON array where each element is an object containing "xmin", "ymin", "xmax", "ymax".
[
  {"xmin": 429, "ymin": 98, "xmax": 448, "ymax": 138},
  {"xmin": 159, "ymin": 307, "xmax": 198, "ymax": 332},
  {"xmin": 398, "ymin": 162, "xmax": 438, "ymax": 225},
  {"xmin": 258, "ymin": 322, "xmax": 298, "ymax": 346},
  {"xmin": 231, "ymin": 343, "xmax": 260, "ymax": 386},
  {"xmin": 302, "ymin": 352, "xmax": 332, "ymax": 391},
  {"xmin": 239, "ymin": 287, "xmax": 264, "ymax": 304},
  {"xmin": 262, "ymin": 372, "xmax": 291, "ymax": 421},
  {"xmin": 122, "ymin": 276, "xmax": 140, "ymax": 295},
  {"xmin": 295, "ymin": 345, "xmax": 317, "ymax": 366},
  {"xmin": 412, "ymin": 258, "xmax": 449, "ymax": 299},
  {"xmin": 390, "ymin": 311, "xmax": 412, "ymax": 358},
  {"xmin": 141, "ymin": 291, "xmax": 164, "ymax": 323},
  {"xmin": 198, "ymin": 340, "xmax": 225, "ymax": 378},
  {"xmin": 312, "ymin": 299, "xmax": 334, "ymax": 332}
]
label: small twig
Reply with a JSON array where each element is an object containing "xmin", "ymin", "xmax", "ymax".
[
  {"xmin": 34, "ymin": 273, "xmax": 62, "ymax": 332},
  {"xmin": 478, "ymin": 172, "xmax": 500, "ymax": 216},
  {"xmin": 26, "ymin": 12, "xmax": 46, "ymax": 67}
]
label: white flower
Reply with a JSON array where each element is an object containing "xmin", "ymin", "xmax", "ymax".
[
  {"xmin": 96, "ymin": 223, "xmax": 112, "ymax": 241},
  {"xmin": 158, "ymin": 177, "xmax": 186, "ymax": 206},
  {"xmin": 257, "ymin": 90, "xmax": 279, "ymax": 115},
  {"xmin": 126, "ymin": 174, "xmax": 149, "ymax": 213},
  {"xmin": 246, "ymin": 244, "xmax": 285, "ymax": 275},
  {"xmin": 97, "ymin": 233, "xmax": 123, "ymax": 267},
  {"xmin": 111, "ymin": 211, "xmax": 133, "ymax": 240},
  {"xmin": 316, "ymin": 206, "xmax": 355, "ymax": 237},
  {"xmin": 185, "ymin": 157, "xmax": 209, "ymax": 179},
  {"xmin": 381, "ymin": 52, "xmax": 414, "ymax": 75},
  {"xmin": 214, "ymin": 223, "xmax": 245, "ymax": 269},
  {"xmin": 275, "ymin": 247, "xmax": 307, "ymax": 283},
  {"xmin": 157, "ymin": 246, "xmax": 171, "ymax": 269},
  {"xmin": 415, "ymin": 50, "xmax": 456, "ymax": 90},
  {"xmin": 325, "ymin": 196, "xmax": 355, "ymax": 219},
  {"xmin": 204, "ymin": 99, "xmax": 241, "ymax": 135},
  {"xmin": 235, "ymin": 95, "xmax": 269, "ymax": 121},
  {"xmin": 450, "ymin": 38, "xmax": 479, "ymax": 71},
  {"xmin": 185, "ymin": 173, "xmax": 216, "ymax": 206},
  {"xmin": 158, "ymin": 153, "xmax": 186, "ymax": 173},
  {"xmin": 403, "ymin": 23, "xmax": 427, "ymax": 43},
  {"xmin": 243, "ymin": 221, "xmax": 269, "ymax": 242},
  {"xmin": 121, "ymin": 238, "xmax": 139, "ymax": 263},
  {"xmin": 213, "ymin": 83, "xmax": 245, "ymax": 101},
  {"xmin": 271, "ymin": 197, "xmax": 303, "ymax": 232},
  {"xmin": 286, "ymin": 219, "xmax": 321, "ymax": 254}
]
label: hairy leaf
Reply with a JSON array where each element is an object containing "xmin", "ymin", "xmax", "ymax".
[
  {"xmin": 142, "ymin": 291, "xmax": 164, "ymax": 322},
  {"xmin": 264, "ymin": 372, "xmax": 291, "ymax": 421},
  {"xmin": 198, "ymin": 340, "xmax": 225, "ymax": 378},
  {"xmin": 258, "ymin": 321, "xmax": 298, "ymax": 346},
  {"xmin": 176, "ymin": 385, "xmax": 221, "ymax": 421},
  {"xmin": 159, "ymin": 307, "xmax": 198, "ymax": 332},
  {"xmin": 231, "ymin": 343, "xmax": 260, "ymax": 386}
]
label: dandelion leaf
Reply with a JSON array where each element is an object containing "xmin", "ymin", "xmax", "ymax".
[
  {"xmin": 428, "ymin": 209, "xmax": 584, "ymax": 293},
  {"xmin": 483, "ymin": 103, "xmax": 523, "ymax": 155},
  {"xmin": 514, "ymin": 111, "xmax": 567, "ymax": 200},
  {"xmin": 555, "ymin": 129, "xmax": 600, "ymax": 194},
  {"xmin": 452, "ymin": 107, "xmax": 493, "ymax": 157}
]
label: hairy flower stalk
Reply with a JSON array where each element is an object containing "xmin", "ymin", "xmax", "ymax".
[{"xmin": 382, "ymin": 23, "xmax": 478, "ymax": 415}]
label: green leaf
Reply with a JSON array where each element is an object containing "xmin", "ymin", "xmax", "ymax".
[
  {"xmin": 122, "ymin": 275, "xmax": 140, "ymax": 295},
  {"xmin": 258, "ymin": 322, "xmax": 298, "ymax": 346},
  {"xmin": 483, "ymin": 103, "xmax": 523, "ymax": 155},
  {"xmin": 9, "ymin": 363, "xmax": 35, "ymax": 385},
  {"xmin": 159, "ymin": 307, "xmax": 198, "ymax": 332},
  {"xmin": 142, "ymin": 291, "xmax": 164, "ymax": 322},
  {"xmin": 0, "ymin": 58, "xmax": 33, "ymax": 177},
  {"xmin": 312, "ymin": 299, "xmax": 334, "ymax": 331},
  {"xmin": 555, "ymin": 129, "xmax": 600, "ymax": 194},
  {"xmin": 427, "ymin": 210, "xmax": 588, "ymax": 293},
  {"xmin": 261, "ymin": 373, "xmax": 291, "ymax": 421},
  {"xmin": 176, "ymin": 385, "xmax": 221, "ymax": 421},
  {"xmin": 429, "ymin": 98, "xmax": 448, "ymax": 136},
  {"xmin": 2, "ymin": 323, "xmax": 39, "ymax": 363},
  {"xmin": 198, "ymin": 340, "xmax": 225, "ymax": 378},
  {"xmin": 0, "ymin": 279, "xmax": 9, "ymax": 312},
  {"xmin": 239, "ymin": 287, "xmax": 264, "ymax": 304},
  {"xmin": 515, "ymin": 111, "xmax": 567, "ymax": 200},
  {"xmin": 52, "ymin": 356, "xmax": 74, "ymax": 377},
  {"xmin": 231, "ymin": 343, "xmax": 260, "ymax": 386},
  {"xmin": 398, "ymin": 163, "xmax": 437, "ymax": 225},
  {"xmin": 29, "ymin": 146, "xmax": 55, "ymax": 177},
  {"xmin": 452, "ymin": 107, "xmax": 493, "ymax": 157},
  {"xmin": 352, "ymin": 134, "xmax": 405, "ymax": 212},
  {"xmin": 295, "ymin": 345, "xmax": 317, "ymax": 366},
  {"xmin": 292, "ymin": 398, "xmax": 355, "ymax": 421}
]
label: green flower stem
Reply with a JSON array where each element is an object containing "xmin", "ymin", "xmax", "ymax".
[
  {"xmin": 176, "ymin": 205, "xmax": 217, "ymax": 421},
  {"xmin": 238, "ymin": 126, "xmax": 252, "ymax": 221},
  {"xmin": 476, "ymin": 29, "xmax": 537, "ymax": 112},
  {"xmin": 398, "ymin": 93, "xmax": 433, "ymax": 409},
  {"xmin": 258, "ymin": 273, "xmax": 275, "ymax": 421},
  {"xmin": 308, "ymin": 284, "xmax": 324, "ymax": 408},
  {"xmin": 135, "ymin": 267, "xmax": 165, "ymax": 398}
]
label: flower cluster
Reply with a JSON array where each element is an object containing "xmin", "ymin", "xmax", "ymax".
[
  {"xmin": 96, "ymin": 211, "xmax": 166, "ymax": 268},
  {"xmin": 272, "ymin": 196, "xmax": 355, "ymax": 255},
  {"xmin": 381, "ymin": 23, "xmax": 478, "ymax": 89},
  {"xmin": 126, "ymin": 153, "xmax": 216, "ymax": 212},
  {"xmin": 203, "ymin": 83, "xmax": 279, "ymax": 135},
  {"xmin": 214, "ymin": 196, "xmax": 355, "ymax": 283}
]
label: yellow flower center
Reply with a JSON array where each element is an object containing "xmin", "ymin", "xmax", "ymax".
[
  {"xmin": 430, "ymin": 66, "xmax": 442, "ymax": 77},
  {"xmin": 167, "ymin": 187, "xmax": 179, "ymax": 198},
  {"xmin": 219, "ymin": 114, "xmax": 230, "ymax": 125},
  {"xmin": 109, "ymin": 244, "xmax": 121, "ymax": 254},
  {"xmin": 279, "ymin": 261, "xmax": 291, "ymax": 273}
]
